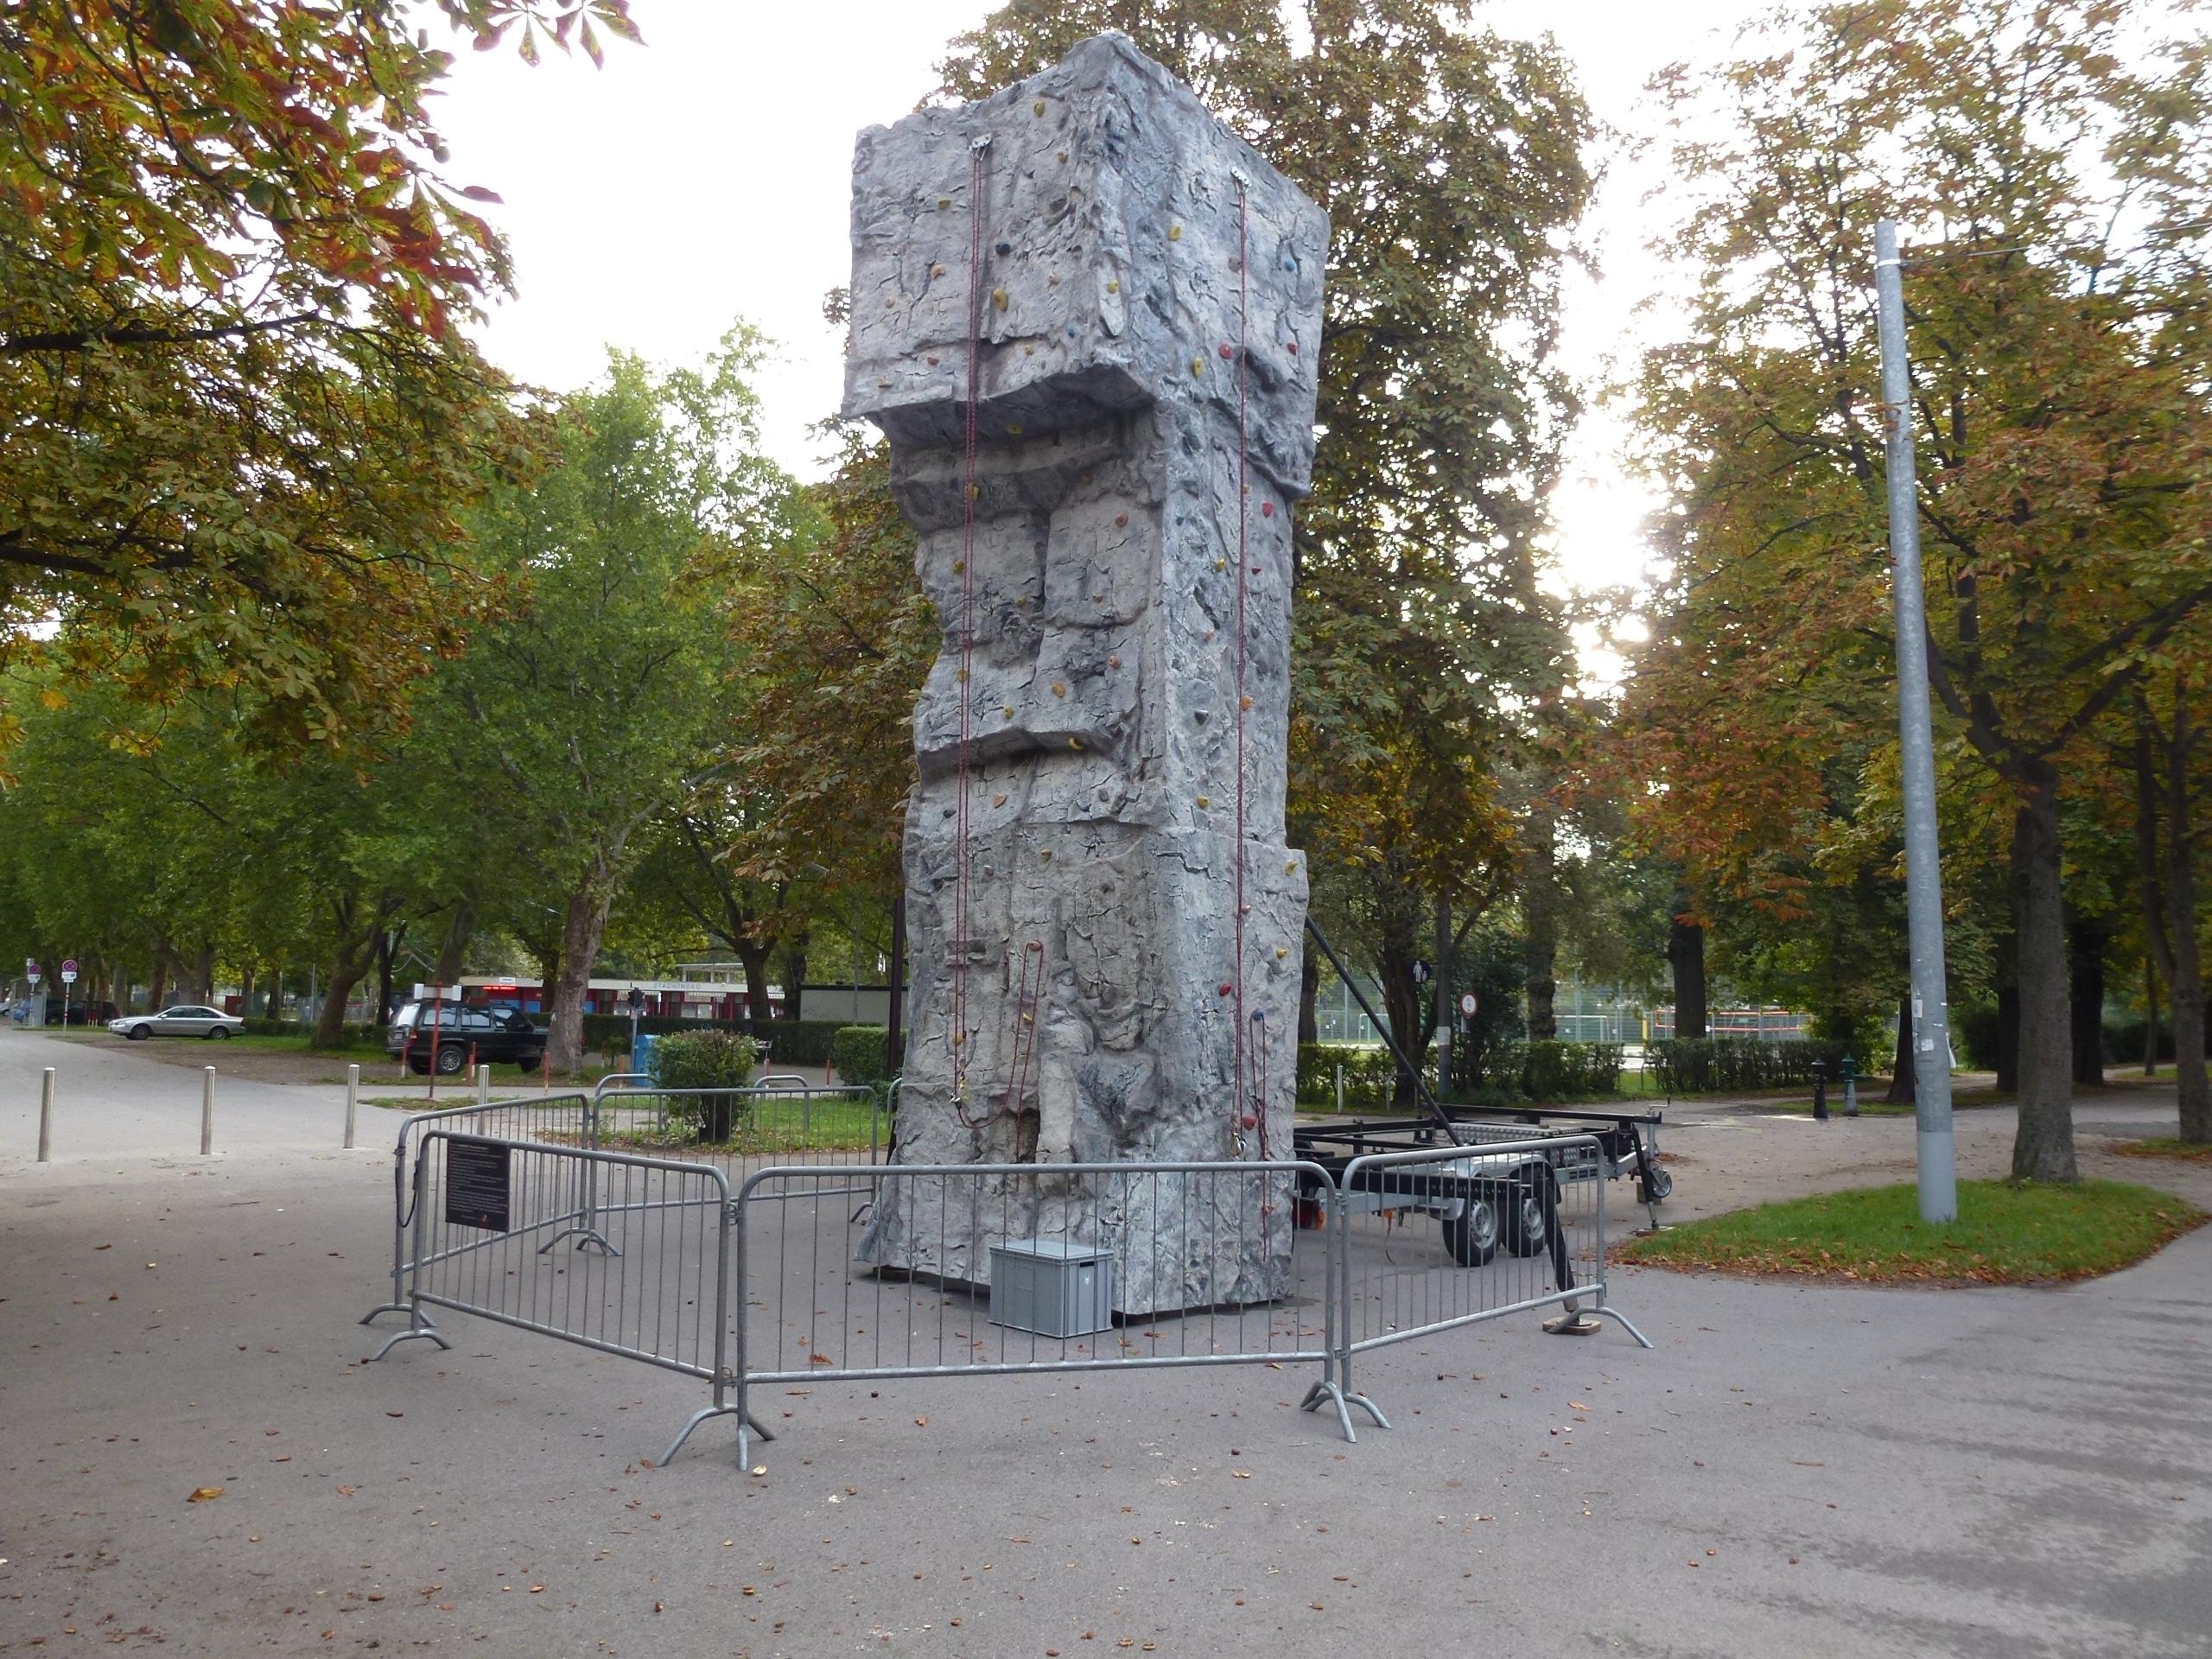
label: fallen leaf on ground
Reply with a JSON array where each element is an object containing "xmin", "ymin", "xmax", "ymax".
[{"xmin": 185, "ymin": 1486, "xmax": 224, "ymax": 1503}]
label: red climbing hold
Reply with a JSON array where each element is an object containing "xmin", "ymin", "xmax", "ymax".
[
  {"xmin": 1287, "ymin": 340, "xmax": 1299, "ymax": 354},
  {"xmin": 1217, "ymin": 982, "xmax": 1235, "ymax": 997},
  {"xmin": 1219, "ymin": 342, "xmax": 1234, "ymax": 359},
  {"xmin": 1240, "ymin": 1114, "xmax": 1258, "ymax": 1130},
  {"xmin": 1260, "ymin": 501, "xmax": 1275, "ymax": 518}
]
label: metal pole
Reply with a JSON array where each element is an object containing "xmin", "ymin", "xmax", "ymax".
[
  {"xmin": 1433, "ymin": 898, "xmax": 1452, "ymax": 1095},
  {"xmin": 476, "ymin": 1063, "xmax": 490, "ymax": 1104},
  {"xmin": 345, "ymin": 1063, "xmax": 359, "ymax": 1150},
  {"xmin": 1874, "ymin": 219, "xmax": 1958, "ymax": 1224},
  {"xmin": 38, "ymin": 1067, "xmax": 54, "ymax": 1162},
  {"xmin": 200, "ymin": 1065, "xmax": 214, "ymax": 1156}
]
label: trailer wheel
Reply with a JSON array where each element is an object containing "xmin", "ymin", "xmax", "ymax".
[
  {"xmin": 1500, "ymin": 1176, "xmax": 1553, "ymax": 1258},
  {"xmin": 1637, "ymin": 1167, "xmax": 1674, "ymax": 1205},
  {"xmin": 1441, "ymin": 1194, "xmax": 1501, "ymax": 1267}
]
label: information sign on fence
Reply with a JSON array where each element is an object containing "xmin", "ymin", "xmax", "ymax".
[{"xmin": 443, "ymin": 1136, "xmax": 512, "ymax": 1231}]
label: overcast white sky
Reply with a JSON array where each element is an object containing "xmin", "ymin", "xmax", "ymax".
[{"xmin": 432, "ymin": 1, "xmax": 1763, "ymax": 619}]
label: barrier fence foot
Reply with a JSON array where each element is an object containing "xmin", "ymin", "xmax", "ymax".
[
  {"xmin": 367, "ymin": 1319, "xmax": 450, "ymax": 1363},
  {"xmin": 1299, "ymin": 1379, "xmax": 1389, "ymax": 1444},
  {"xmin": 1591, "ymin": 1304, "xmax": 1655, "ymax": 1350},
  {"xmin": 359, "ymin": 1302, "xmax": 413, "ymax": 1327},
  {"xmin": 1541, "ymin": 1304, "xmax": 1605, "ymax": 1337},
  {"xmin": 659, "ymin": 1403, "xmax": 751, "ymax": 1470},
  {"xmin": 537, "ymin": 1226, "xmax": 620, "ymax": 1257},
  {"xmin": 735, "ymin": 1413, "xmax": 779, "ymax": 1471}
]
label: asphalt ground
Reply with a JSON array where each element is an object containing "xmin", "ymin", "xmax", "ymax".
[{"xmin": 2, "ymin": 1028, "xmax": 2208, "ymax": 1658}]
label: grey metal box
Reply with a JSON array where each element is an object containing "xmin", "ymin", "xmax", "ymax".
[{"xmin": 988, "ymin": 1238, "xmax": 1116, "ymax": 1338}]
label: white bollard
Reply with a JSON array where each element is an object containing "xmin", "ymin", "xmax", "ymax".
[
  {"xmin": 345, "ymin": 1063, "xmax": 360, "ymax": 1151},
  {"xmin": 1335, "ymin": 1063, "xmax": 1345, "ymax": 1115},
  {"xmin": 476, "ymin": 1063, "xmax": 490, "ymax": 1104},
  {"xmin": 200, "ymin": 1065, "xmax": 214, "ymax": 1156},
  {"xmin": 38, "ymin": 1066, "xmax": 54, "ymax": 1163}
]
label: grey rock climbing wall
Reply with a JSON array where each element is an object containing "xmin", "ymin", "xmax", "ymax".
[{"xmin": 845, "ymin": 33, "xmax": 1325, "ymax": 1313}]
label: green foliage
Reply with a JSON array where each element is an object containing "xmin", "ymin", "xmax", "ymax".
[
  {"xmin": 0, "ymin": 1, "xmax": 639, "ymax": 752},
  {"xmin": 648, "ymin": 1027, "xmax": 757, "ymax": 1142},
  {"xmin": 1296, "ymin": 1045, "xmax": 1404, "ymax": 1111},
  {"xmin": 1646, "ymin": 1039, "xmax": 1858, "ymax": 1097},
  {"xmin": 1618, "ymin": 1180, "xmax": 2207, "ymax": 1284},
  {"xmin": 1503, "ymin": 1041, "xmax": 1624, "ymax": 1101},
  {"xmin": 829, "ymin": 1025, "xmax": 893, "ymax": 1090},
  {"xmin": 575, "ymin": 1014, "xmax": 849, "ymax": 1067}
]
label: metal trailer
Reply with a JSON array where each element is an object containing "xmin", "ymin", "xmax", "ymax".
[{"xmin": 1293, "ymin": 1103, "xmax": 1672, "ymax": 1255}]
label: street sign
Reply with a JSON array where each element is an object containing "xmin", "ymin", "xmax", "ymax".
[
  {"xmin": 25, "ymin": 963, "xmax": 39, "ymax": 985},
  {"xmin": 1459, "ymin": 992, "xmax": 1478, "ymax": 1019},
  {"xmin": 1410, "ymin": 959, "xmax": 1433, "ymax": 985},
  {"xmin": 60, "ymin": 958, "xmax": 78, "ymax": 985}
]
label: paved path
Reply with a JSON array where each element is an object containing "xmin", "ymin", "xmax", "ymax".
[{"xmin": 1, "ymin": 1036, "xmax": 2207, "ymax": 1656}]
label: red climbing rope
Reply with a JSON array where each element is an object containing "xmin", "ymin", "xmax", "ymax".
[
  {"xmin": 952, "ymin": 135, "xmax": 988, "ymax": 1108},
  {"xmin": 1232, "ymin": 176, "xmax": 1255, "ymax": 1158}
]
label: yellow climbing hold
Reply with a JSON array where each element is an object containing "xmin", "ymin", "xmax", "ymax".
[
  {"xmin": 1007, "ymin": 423, "xmax": 1023, "ymax": 435},
  {"xmin": 1040, "ymin": 849, "xmax": 1053, "ymax": 861},
  {"xmin": 1215, "ymin": 558, "xmax": 1227, "ymax": 571},
  {"xmin": 1287, "ymin": 859, "xmax": 1300, "ymax": 874},
  {"xmin": 955, "ymin": 666, "xmax": 969, "ymax": 682},
  {"xmin": 1197, "ymin": 795, "xmax": 1210, "ymax": 809},
  {"xmin": 951, "ymin": 558, "xmax": 965, "ymax": 573},
  {"xmin": 1001, "ymin": 703, "xmax": 1014, "ymax": 717},
  {"xmin": 1033, "ymin": 99, "xmax": 1046, "ymax": 115},
  {"xmin": 963, "ymin": 483, "xmax": 980, "ymax": 500},
  {"xmin": 938, "ymin": 196, "xmax": 952, "ymax": 210},
  {"xmin": 1107, "ymin": 278, "xmax": 1120, "ymax": 294},
  {"xmin": 1069, "ymin": 737, "xmax": 1084, "ymax": 750},
  {"xmin": 1192, "ymin": 357, "xmax": 1205, "ymax": 377},
  {"xmin": 1050, "ymin": 682, "xmax": 1066, "ymax": 697},
  {"xmin": 1169, "ymin": 224, "xmax": 1183, "ymax": 242},
  {"xmin": 992, "ymin": 287, "xmax": 1008, "ymax": 310},
  {"xmin": 1276, "ymin": 947, "xmax": 1290, "ymax": 959}
]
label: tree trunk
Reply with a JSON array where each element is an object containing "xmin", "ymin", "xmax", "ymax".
[
  {"xmin": 238, "ymin": 963, "xmax": 256, "ymax": 1021},
  {"xmin": 1996, "ymin": 982, "xmax": 2020, "ymax": 1093},
  {"xmin": 1885, "ymin": 992, "xmax": 1915, "ymax": 1104},
  {"xmin": 312, "ymin": 944, "xmax": 373, "ymax": 1049},
  {"xmin": 1298, "ymin": 945, "xmax": 1320, "ymax": 1046},
  {"xmin": 1522, "ymin": 805, "xmax": 1558, "ymax": 1041},
  {"xmin": 2163, "ymin": 681, "xmax": 2209, "ymax": 1144},
  {"xmin": 736, "ymin": 937, "xmax": 774, "ymax": 1024},
  {"xmin": 146, "ymin": 944, "xmax": 170, "ymax": 1014},
  {"xmin": 2010, "ymin": 761, "xmax": 2078, "ymax": 1181},
  {"xmin": 2068, "ymin": 913, "xmax": 2109, "ymax": 1088},
  {"xmin": 545, "ymin": 879, "xmax": 616, "ymax": 1075},
  {"xmin": 779, "ymin": 929, "xmax": 810, "ymax": 1021},
  {"xmin": 2144, "ymin": 955, "xmax": 2159, "ymax": 1076},
  {"xmin": 1376, "ymin": 934, "xmax": 1428, "ymax": 1110},
  {"xmin": 373, "ymin": 925, "xmax": 404, "ymax": 1029},
  {"xmin": 1667, "ymin": 910, "xmax": 1707, "ymax": 1040},
  {"xmin": 435, "ymin": 896, "xmax": 475, "ymax": 985},
  {"xmin": 186, "ymin": 943, "xmax": 215, "ymax": 1006}
]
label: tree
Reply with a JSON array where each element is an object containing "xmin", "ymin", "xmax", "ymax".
[
  {"xmin": 939, "ymin": 1, "xmax": 1594, "ymax": 1049},
  {"xmin": 1, "ymin": 1, "xmax": 636, "ymax": 753},
  {"xmin": 1630, "ymin": 0, "xmax": 2212, "ymax": 1178},
  {"xmin": 430, "ymin": 332, "xmax": 804, "ymax": 1072}
]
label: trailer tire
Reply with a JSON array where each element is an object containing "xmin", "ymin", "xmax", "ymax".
[
  {"xmin": 1500, "ymin": 1174, "xmax": 1553, "ymax": 1258},
  {"xmin": 1441, "ymin": 1194, "xmax": 1502, "ymax": 1267}
]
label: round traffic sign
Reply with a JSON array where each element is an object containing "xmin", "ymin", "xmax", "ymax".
[
  {"xmin": 1459, "ymin": 991, "xmax": 1478, "ymax": 1018},
  {"xmin": 60, "ymin": 958, "xmax": 78, "ymax": 983}
]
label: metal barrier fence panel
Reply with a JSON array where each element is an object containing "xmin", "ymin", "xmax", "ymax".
[
  {"xmin": 734, "ymin": 1158, "xmax": 1363, "ymax": 1463},
  {"xmin": 368, "ymin": 1130, "xmax": 762, "ymax": 1465},
  {"xmin": 361, "ymin": 1092, "xmax": 596, "ymax": 1325},
  {"xmin": 1332, "ymin": 1134, "xmax": 1651, "ymax": 1425}
]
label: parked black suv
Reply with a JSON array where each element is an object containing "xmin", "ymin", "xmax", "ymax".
[{"xmin": 385, "ymin": 1000, "xmax": 546, "ymax": 1076}]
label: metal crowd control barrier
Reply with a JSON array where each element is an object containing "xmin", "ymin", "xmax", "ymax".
[
  {"xmin": 360, "ymin": 1091, "xmax": 596, "ymax": 1325},
  {"xmin": 1329, "ymin": 1133, "xmax": 1651, "ymax": 1427},
  {"xmin": 590, "ymin": 1082, "xmax": 889, "ymax": 1166},
  {"xmin": 368, "ymin": 1129, "xmax": 764, "ymax": 1466},
  {"xmin": 731, "ymin": 1157, "xmax": 1355, "ymax": 1465},
  {"xmin": 358, "ymin": 1119, "xmax": 1648, "ymax": 1471}
]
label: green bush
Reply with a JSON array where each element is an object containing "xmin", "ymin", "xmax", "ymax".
[
  {"xmin": 830, "ymin": 1025, "xmax": 893, "ymax": 1089},
  {"xmin": 575, "ymin": 1014, "xmax": 847, "ymax": 1066},
  {"xmin": 1297, "ymin": 1044, "xmax": 1405, "ymax": 1109},
  {"xmin": 650, "ymin": 1029, "xmax": 760, "ymax": 1141}
]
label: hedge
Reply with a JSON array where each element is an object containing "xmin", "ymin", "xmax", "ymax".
[
  {"xmin": 575, "ymin": 1014, "xmax": 848, "ymax": 1066},
  {"xmin": 829, "ymin": 1025, "xmax": 893, "ymax": 1089},
  {"xmin": 1644, "ymin": 1037, "xmax": 1857, "ymax": 1095},
  {"xmin": 650, "ymin": 1029, "xmax": 760, "ymax": 1141},
  {"xmin": 1297, "ymin": 1039, "xmax": 1625, "ymax": 1108}
]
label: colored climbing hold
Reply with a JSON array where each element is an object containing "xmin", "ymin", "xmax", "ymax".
[
  {"xmin": 1261, "ymin": 501, "xmax": 1275, "ymax": 518},
  {"xmin": 1039, "ymin": 849, "xmax": 1052, "ymax": 861},
  {"xmin": 1050, "ymin": 682, "xmax": 1066, "ymax": 697},
  {"xmin": 1276, "ymin": 947, "xmax": 1290, "ymax": 959},
  {"xmin": 992, "ymin": 287, "xmax": 1008, "ymax": 310},
  {"xmin": 1106, "ymin": 278, "xmax": 1120, "ymax": 294},
  {"xmin": 993, "ymin": 793, "xmax": 1007, "ymax": 807},
  {"xmin": 938, "ymin": 197, "xmax": 951, "ymax": 210},
  {"xmin": 1287, "ymin": 340, "xmax": 1299, "ymax": 354},
  {"xmin": 1114, "ymin": 512, "xmax": 1128, "ymax": 528},
  {"xmin": 951, "ymin": 558, "xmax": 965, "ymax": 573},
  {"xmin": 963, "ymin": 482, "xmax": 979, "ymax": 499},
  {"xmin": 1215, "ymin": 557, "xmax": 1227, "ymax": 571},
  {"xmin": 1240, "ymin": 694, "xmax": 1254, "ymax": 711},
  {"xmin": 1106, "ymin": 654, "xmax": 1121, "ymax": 670},
  {"xmin": 1286, "ymin": 859, "xmax": 1300, "ymax": 874},
  {"xmin": 955, "ymin": 666, "xmax": 969, "ymax": 683},
  {"xmin": 1217, "ymin": 983, "xmax": 1235, "ymax": 997},
  {"xmin": 1069, "ymin": 737, "xmax": 1084, "ymax": 750},
  {"xmin": 1033, "ymin": 99, "xmax": 1046, "ymax": 116},
  {"xmin": 1197, "ymin": 795, "xmax": 1210, "ymax": 808},
  {"xmin": 1192, "ymin": 358, "xmax": 1205, "ymax": 377},
  {"xmin": 931, "ymin": 264, "xmax": 946, "ymax": 277},
  {"xmin": 1240, "ymin": 1114, "xmax": 1257, "ymax": 1129},
  {"xmin": 1001, "ymin": 704, "xmax": 1014, "ymax": 717},
  {"xmin": 1218, "ymin": 343, "xmax": 1234, "ymax": 359},
  {"xmin": 1007, "ymin": 423, "xmax": 1023, "ymax": 436},
  {"xmin": 1168, "ymin": 225, "xmax": 1183, "ymax": 242}
]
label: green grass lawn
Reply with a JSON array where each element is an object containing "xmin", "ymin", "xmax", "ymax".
[
  {"xmin": 595, "ymin": 1095, "xmax": 880, "ymax": 1155},
  {"xmin": 1618, "ymin": 1179, "xmax": 2208, "ymax": 1284}
]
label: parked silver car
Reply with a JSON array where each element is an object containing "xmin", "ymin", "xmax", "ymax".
[{"xmin": 109, "ymin": 1005, "xmax": 245, "ymax": 1040}]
